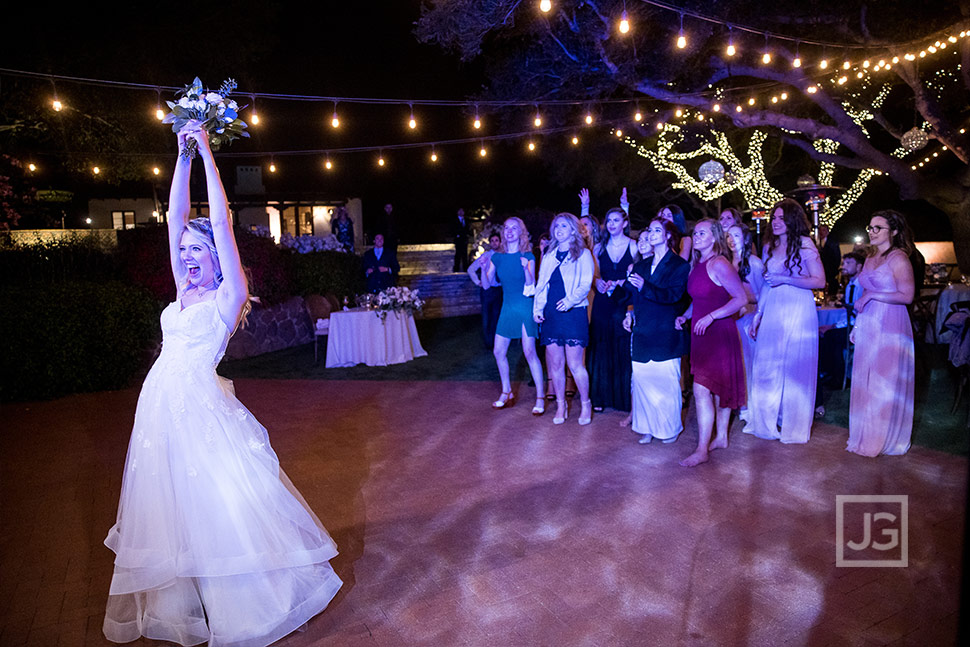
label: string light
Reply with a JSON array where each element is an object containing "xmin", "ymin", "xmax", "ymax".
[
  {"xmin": 676, "ymin": 14, "xmax": 687, "ymax": 49},
  {"xmin": 250, "ymin": 96, "xmax": 259, "ymax": 125},
  {"xmin": 52, "ymin": 97, "xmax": 62, "ymax": 112},
  {"xmin": 585, "ymin": 111, "xmax": 594, "ymax": 125},
  {"xmin": 408, "ymin": 104, "xmax": 416, "ymax": 130},
  {"xmin": 325, "ymin": 157, "xmax": 333, "ymax": 170},
  {"xmin": 534, "ymin": 105, "xmax": 542, "ymax": 127},
  {"xmin": 331, "ymin": 102, "xmax": 340, "ymax": 128},
  {"xmin": 571, "ymin": 135, "xmax": 579, "ymax": 145},
  {"xmin": 155, "ymin": 90, "xmax": 165, "ymax": 121},
  {"xmin": 377, "ymin": 153, "xmax": 385, "ymax": 167},
  {"xmin": 726, "ymin": 26, "xmax": 736, "ymax": 57},
  {"xmin": 615, "ymin": 129, "xmax": 623, "ymax": 137},
  {"xmin": 473, "ymin": 105, "xmax": 482, "ymax": 129},
  {"xmin": 761, "ymin": 35, "xmax": 771, "ymax": 64},
  {"xmin": 674, "ymin": 108, "xmax": 683, "ymax": 118},
  {"xmin": 28, "ymin": 163, "xmax": 36, "ymax": 172},
  {"xmin": 619, "ymin": 11, "xmax": 630, "ymax": 35},
  {"xmin": 819, "ymin": 58, "xmax": 829, "ymax": 70},
  {"xmin": 528, "ymin": 141, "xmax": 536, "ymax": 151},
  {"xmin": 539, "ymin": 0, "xmax": 551, "ymax": 13},
  {"xmin": 153, "ymin": 166, "xmax": 160, "ymax": 176},
  {"xmin": 792, "ymin": 42, "xmax": 802, "ymax": 68},
  {"xmin": 430, "ymin": 146, "xmax": 438, "ymax": 162},
  {"xmin": 634, "ymin": 105, "xmax": 643, "ymax": 121},
  {"xmin": 92, "ymin": 166, "xmax": 100, "ymax": 175},
  {"xmin": 269, "ymin": 162, "xmax": 276, "ymax": 173}
]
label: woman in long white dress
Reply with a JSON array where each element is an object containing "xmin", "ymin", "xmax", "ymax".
[
  {"xmin": 748, "ymin": 199, "xmax": 825, "ymax": 444},
  {"xmin": 103, "ymin": 124, "xmax": 342, "ymax": 647},
  {"xmin": 847, "ymin": 210, "xmax": 915, "ymax": 456}
]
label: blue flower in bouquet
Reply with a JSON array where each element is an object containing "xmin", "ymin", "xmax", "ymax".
[{"xmin": 163, "ymin": 77, "xmax": 249, "ymax": 159}]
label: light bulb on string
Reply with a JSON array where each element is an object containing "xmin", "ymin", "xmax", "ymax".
[
  {"xmin": 28, "ymin": 163, "xmax": 36, "ymax": 172},
  {"xmin": 93, "ymin": 166, "xmax": 100, "ymax": 175},
  {"xmin": 430, "ymin": 147, "xmax": 438, "ymax": 163},
  {"xmin": 584, "ymin": 109, "xmax": 594, "ymax": 125},
  {"xmin": 842, "ymin": 60, "xmax": 851, "ymax": 69},
  {"xmin": 619, "ymin": 11, "xmax": 630, "ymax": 35},
  {"xmin": 676, "ymin": 13, "xmax": 687, "ymax": 49},
  {"xmin": 155, "ymin": 89, "xmax": 165, "ymax": 121},
  {"xmin": 479, "ymin": 141, "xmax": 487, "ymax": 157},
  {"xmin": 325, "ymin": 157, "xmax": 334, "ymax": 170},
  {"xmin": 52, "ymin": 97, "xmax": 62, "ymax": 112},
  {"xmin": 269, "ymin": 161, "xmax": 277, "ymax": 173},
  {"xmin": 473, "ymin": 105, "xmax": 482, "ymax": 129},
  {"xmin": 250, "ymin": 96, "xmax": 259, "ymax": 125},
  {"xmin": 407, "ymin": 105, "xmax": 416, "ymax": 130},
  {"xmin": 153, "ymin": 166, "xmax": 160, "ymax": 176},
  {"xmin": 712, "ymin": 103, "xmax": 721, "ymax": 112},
  {"xmin": 615, "ymin": 129, "xmax": 623, "ymax": 137},
  {"xmin": 528, "ymin": 141, "xmax": 536, "ymax": 151},
  {"xmin": 674, "ymin": 108, "xmax": 683, "ymax": 118},
  {"xmin": 634, "ymin": 103, "xmax": 642, "ymax": 122},
  {"xmin": 539, "ymin": 0, "xmax": 552, "ymax": 13},
  {"xmin": 792, "ymin": 42, "xmax": 802, "ymax": 68},
  {"xmin": 331, "ymin": 102, "xmax": 340, "ymax": 128},
  {"xmin": 533, "ymin": 105, "xmax": 542, "ymax": 127},
  {"xmin": 571, "ymin": 135, "xmax": 579, "ymax": 145},
  {"xmin": 725, "ymin": 26, "xmax": 736, "ymax": 57},
  {"xmin": 377, "ymin": 153, "xmax": 385, "ymax": 167},
  {"xmin": 761, "ymin": 35, "xmax": 771, "ymax": 64}
]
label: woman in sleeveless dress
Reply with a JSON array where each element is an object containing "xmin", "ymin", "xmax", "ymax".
[
  {"xmin": 481, "ymin": 217, "xmax": 546, "ymax": 413},
  {"xmin": 103, "ymin": 124, "xmax": 342, "ymax": 647},
  {"xmin": 727, "ymin": 223, "xmax": 765, "ymax": 426},
  {"xmin": 675, "ymin": 219, "xmax": 748, "ymax": 467},
  {"xmin": 534, "ymin": 213, "xmax": 595, "ymax": 425},
  {"xmin": 748, "ymin": 199, "xmax": 825, "ymax": 444},
  {"xmin": 848, "ymin": 210, "xmax": 915, "ymax": 456},
  {"xmin": 623, "ymin": 219, "xmax": 690, "ymax": 444},
  {"xmin": 588, "ymin": 207, "xmax": 638, "ymax": 413}
]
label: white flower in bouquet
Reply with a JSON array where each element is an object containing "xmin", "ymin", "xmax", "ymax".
[{"xmin": 162, "ymin": 77, "xmax": 249, "ymax": 160}]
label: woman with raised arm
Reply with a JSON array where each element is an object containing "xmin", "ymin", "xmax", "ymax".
[
  {"xmin": 675, "ymin": 219, "xmax": 748, "ymax": 467},
  {"xmin": 847, "ymin": 210, "xmax": 915, "ymax": 456},
  {"xmin": 104, "ymin": 124, "xmax": 342, "ymax": 647},
  {"xmin": 534, "ymin": 214, "xmax": 596, "ymax": 425},
  {"xmin": 747, "ymin": 198, "xmax": 826, "ymax": 444},
  {"xmin": 727, "ymin": 223, "xmax": 765, "ymax": 426},
  {"xmin": 623, "ymin": 219, "xmax": 690, "ymax": 444},
  {"xmin": 482, "ymin": 217, "xmax": 546, "ymax": 413},
  {"xmin": 588, "ymin": 206, "xmax": 639, "ymax": 413}
]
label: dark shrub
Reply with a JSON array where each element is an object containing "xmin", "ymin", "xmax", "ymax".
[
  {"xmin": 235, "ymin": 228, "xmax": 291, "ymax": 306},
  {"xmin": 0, "ymin": 281, "xmax": 160, "ymax": 401},
  {"xmin": 286, "ymin": 250, "xmax": 364, "ymax": 300}
]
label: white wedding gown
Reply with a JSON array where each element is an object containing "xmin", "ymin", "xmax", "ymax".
[{"xmin": 104, "ymin": 298, "xmax": 342, "ymax": 647}]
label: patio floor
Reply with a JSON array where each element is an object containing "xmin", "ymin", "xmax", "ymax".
[{"xmin": 1, "ymin": 379, "xmax": 965, "ymax": 646}]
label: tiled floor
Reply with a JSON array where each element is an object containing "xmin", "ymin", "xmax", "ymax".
[{"xmin": 2, "ymin": 379, "xmax": 965, "ymax": 646}]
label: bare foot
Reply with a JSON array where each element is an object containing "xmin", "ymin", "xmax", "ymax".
[
  {"xmin": 708, "ymin": 437, "xmax": 728, "ymax": 451},
  {"xmin": 619, "ymin": 413, "xmax": 632, "ymax": 428},
  {"xmin": 679, "ymin": 450, "xmax": 709, "ymax": 467}
]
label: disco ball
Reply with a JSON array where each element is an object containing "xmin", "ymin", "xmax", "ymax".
[
  {"xmin": 698, "ymin": 160, "xmax": 725, "ymax": 184},
  {"xmin": 901, "ymin": 127, "xmax": 929, "ymax": 152}
]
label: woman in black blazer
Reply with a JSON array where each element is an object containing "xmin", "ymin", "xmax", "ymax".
[{"xmin": 622, "ymin": 218, "xmax": 690, "ymax": 444}]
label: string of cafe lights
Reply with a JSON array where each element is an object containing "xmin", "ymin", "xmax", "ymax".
[{"xmin": 6, "ymin": 11, "xmax": 968, "ymax": 179}]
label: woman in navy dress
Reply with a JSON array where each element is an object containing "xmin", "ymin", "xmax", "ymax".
[
  {"xmin": 588, "ymin": 207, "xmax": 638, "ymax": 413},
  {"xmin": 534, "ymin": 214, "xmax": 595, "ymax": 425}
]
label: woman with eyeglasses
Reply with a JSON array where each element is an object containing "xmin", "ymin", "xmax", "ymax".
[
  {"xmin": 847, "ymin": 211, "xmax": 915, "ymax": 456},
  {"xmin": 748, "ymin": 198, "xmax": 825, "ymax": 444}
]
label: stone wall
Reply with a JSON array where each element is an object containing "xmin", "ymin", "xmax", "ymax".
[{"xmin": 225, "ymin": 296, "xmax": 314, "ymax": 359}]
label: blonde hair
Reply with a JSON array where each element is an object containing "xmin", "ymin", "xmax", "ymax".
[
  {"xmin": 178, "ymin": 217, "xmax": 253, "ymax": 327},
  {"xmin": 545, "ymin": 213, "xmax": 586, "ymax": 262},
  {"xmin": 502, "ymin": 217, "xmax": 532, "ymax": 254}
]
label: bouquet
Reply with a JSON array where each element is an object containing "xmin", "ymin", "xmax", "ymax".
[
  {"xmin": 373, "ymin": 286, "xmax": 424, "ymax": 321},
  {"xmin": 163, "ymin": 77, "xmax": 249, "ymax": 159}
]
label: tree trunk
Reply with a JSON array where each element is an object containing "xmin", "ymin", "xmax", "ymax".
[{"xmin": 920, "ymin": 165, "xmax": 970, "ymax": 273}]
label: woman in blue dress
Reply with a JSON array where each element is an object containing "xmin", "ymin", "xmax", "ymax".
[
  {"xmin": 534, "ymin": 213, "xmax": 596, "ymax": 425},
  {"xmin": 588, "ymin": 207, "xmax": 638, "ymax": 413},
  {"xmin": 482, "ymin": 217, "xmax": 546, "ymax": 414}
]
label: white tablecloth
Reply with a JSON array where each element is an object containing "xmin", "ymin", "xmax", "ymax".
[
  {"xmin": 325, "ymin": 308, "xmax": 428, "ymax": 368},
  {"xmin": 817, "ymin": 306, "xmax": 848, "ymax": 328},
  {"xmin": 935, "ymin": 284, "xmax": 970, "ymax": 343}
]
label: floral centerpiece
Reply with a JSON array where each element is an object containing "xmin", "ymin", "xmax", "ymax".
[
  {"xmin": 280, "ymin": 232, "xmax": 350, "ymax": 253},
  {"xmin": 162, "ymin": 77, "xmax": 249, "ymax": 159},
  {"xmin": 373, "ymin": 286, "xmax": 424, "ymax": 321}
]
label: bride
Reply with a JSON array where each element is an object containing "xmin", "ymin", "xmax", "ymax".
[{"xmin": 103, "ymin": 123, "xmax": 342, "ymax": 647}]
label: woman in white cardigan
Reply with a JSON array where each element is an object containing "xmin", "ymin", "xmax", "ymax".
[{"xmin": 533, "ymin": 213, "xmax": 596, "ymax": 425}]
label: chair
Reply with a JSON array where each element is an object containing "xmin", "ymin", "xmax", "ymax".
[
  {"xmin": 911, "ymin": 292, "xmax": 940, "ymax": 343},
  {"xmin": 305, "ymin": 294, "xmax": 333, "ymax": 363}
]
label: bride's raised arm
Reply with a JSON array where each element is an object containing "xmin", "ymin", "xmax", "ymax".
[
  {"xmin": 167, "ymin": 129, "xmax": 194, "ymax": 293},
  {"xmin": 186, "ymin": 128, "xmax": 250, "ymax": 328}
]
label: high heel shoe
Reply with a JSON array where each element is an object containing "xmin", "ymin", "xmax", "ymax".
[
  {"xmin": 492, "ymin": 391, "xmax": 515, "ymax": 409},
  {"xmin": 578, "ymin": 400, "xmax": 593, "ymax": 425},
  {"xmin": 553, "ymin": 399, "xmax": 568, "ymax": 424},
  {"xmin": 532, "ymin": 398, "xmax": 545, "ymax": 416}
]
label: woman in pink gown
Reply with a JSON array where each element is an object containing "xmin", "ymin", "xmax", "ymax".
[
  {"xmin": 749, "ymin": 199, "xmax": 825, "ymax": 444},
  {"xmin": 848, "ymin": 210, "xmax": 915, "ymax": 456}
]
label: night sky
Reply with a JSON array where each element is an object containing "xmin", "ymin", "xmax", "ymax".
[{"xmin": 0, "ymin": 1, "xmax": 956, "ymax": 242}]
